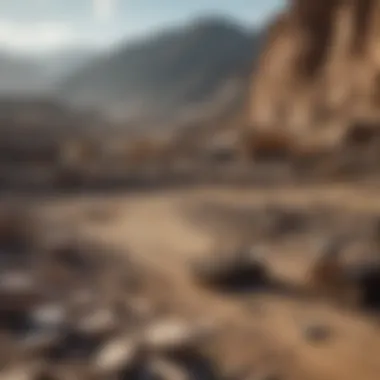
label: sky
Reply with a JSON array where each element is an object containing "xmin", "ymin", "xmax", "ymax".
[{"xmin": 0, "ymin": 0, "xmax": 286, "ymax": 54}]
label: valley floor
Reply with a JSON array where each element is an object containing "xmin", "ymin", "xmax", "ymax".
[{"xmin": 25, "ymin": 181, "xmax": 380, "ymax": 380}]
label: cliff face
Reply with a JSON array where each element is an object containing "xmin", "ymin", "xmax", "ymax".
[{"xmin": 248, "ymin": 0, "xmax": 380, "ymax": 141}]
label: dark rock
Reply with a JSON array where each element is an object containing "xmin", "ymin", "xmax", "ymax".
[
  {"xmin": 19, "ymin": 303, "xmax": 67, "ymax": 350},
  {"xmin": 48, "ymin": 241, "xmax": 97, "ymax": 275},
  {"xmin": 0, "ymin": 271, "xmax": 43, "ymax": 312},
  {"xmin": 345, "ymin": 262, "xmax": 380, "ymax": 310},
  {"xmin": 370, "ymin": 215, "xmax": 380, "ymax": 245},
  {"xmin": 34, "ymin": 370, "xmax": 59, "ymax": 380},
  {"xmin": 307, "ymin": 237, "xmax": 349, "ymax": 299},
  {"xmin": 43, "ymin": 328, "xmax": 104, "ymax": 362},
  {"xmin": 191, "ymin": 246, "xmax": 269, "ymax": 293},
  {"xmin": 343, "ymin": 121, "xmax": 380, "ymax": 149},
  {"xmin": 163, "ymin": 349, "xmax": 219, "ymax": 380},
  {"xmin": 3, "ymin": 303, "xmax": 67, "ymax": 355},
  {"xmin": 117, "ymin": 356, "xmax": 152, "ymax": 380},
  {"xmin": 0, "ymin": 205, "xmax": 38, "ymax": 259},
  {"xmin": 262, "ymin": 205, "xmax": 307, "ymax": 238}
]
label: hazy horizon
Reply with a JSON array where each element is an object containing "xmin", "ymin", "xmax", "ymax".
[{"xmin": 0, "ymin": 0, "xmax": 286, "ymax": 56}]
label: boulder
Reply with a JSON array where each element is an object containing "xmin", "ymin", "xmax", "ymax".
[{"xmin": 191, "ymin": 246, "xmax": 269, "ymax": 293}]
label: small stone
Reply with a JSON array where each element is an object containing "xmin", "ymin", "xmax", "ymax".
[
  {"xmin": 302, "ymin": 322, "xmax": 332, "ymax": 343},
  {"xmin": 315, "ymin": 237, "xmax": 345, "ymax": 261},
  {"xmin": 49, "ymin": 241, "xmax": 97, "ymax": 275},
  {"xmin": 0, "ymin": 271, "xmax": 42, "ymax": 311},
  {"xmin": 143, "ymin": 318, "xmax": 211, "ymax": 352},
  {"xmin": 76, "ymin": 308, "xmax": 117, "ymax": 336},
  {"xmin": 21, "ymin": 330, "xmax": 60, "ymax": 353},
  {"xmin": 246, "ymin": 247, "xmax": 269, "ymax": 263},
  {"xmin": 70, "ymin": 289, "xmax": 95, "ymax": 308},
  {"xmin": 31, "ymin": 303, "xmax": 67, "ymax": 329},
  {"xmin": 44, "ymin": 329, "xmax": 104, "ymax": 362},
  {"xmin": 129, "ymin": 297, "xmax": 155, "ymax": 317},
  {"xmin": 0, "ymin": 271, "xmax": 35, "ymax": 291},
  {"xmin": 20, "ymin": 303, "xmax": 67, "ymax": 351},
  {"xmin": 94, "ymin": 338, "xmax": 138, "ymax": 374},
  {"xmin": 149, "ymin": 358, "xmax": 190, "ymax": 380}
]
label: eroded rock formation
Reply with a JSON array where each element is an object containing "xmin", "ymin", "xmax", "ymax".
[{"xmin": 248, "ymin": 0, "xmax": 380, "ymax": 142}]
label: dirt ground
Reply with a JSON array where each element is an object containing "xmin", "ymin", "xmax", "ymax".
[{"xmin": 19, "ymin": 181, "xmax": 380, "ymax": 380}]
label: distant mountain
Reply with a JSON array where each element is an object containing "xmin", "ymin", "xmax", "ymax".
[
  {"xmin": 0, "ymin": 52, "xmax": 47, "ymax": 95},
  {"xmin": 58, "ymin": 17, "xmax": 265, "ymax": 123},
  {"xmin": 38, "ymin": 47, "xmax": 98, "ymax": 81},
  {"xmin": 0, "ymin": 47, "xmax": 96, "ymax": 96}
]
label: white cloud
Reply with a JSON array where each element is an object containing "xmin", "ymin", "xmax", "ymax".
[
  {"xmin": 0, "ymin": 20, "xmax": 77, "ymax": 53},
  {"xmin": 93, "ymin": 0, "xmax": 117, "ymax": 23}
]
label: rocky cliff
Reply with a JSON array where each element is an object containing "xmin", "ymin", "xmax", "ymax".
[{"xmin": 248, "ymin": 0, "xmax": 380, "ymax": 143}]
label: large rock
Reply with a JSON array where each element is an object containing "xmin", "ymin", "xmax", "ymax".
[
  {"xmin": 247, "ymin": 0, "xmax": 380, "ymax": 147},
  {"xmin": 308, "ymin": 237, "xmax": 380, "ymax": 310},
  {"xmin": 345, "ymin": 261, "xmax": 380, "ymax": 310}
]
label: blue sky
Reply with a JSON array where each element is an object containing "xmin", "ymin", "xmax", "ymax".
[{"xmin": 0, "ymin": 0, "xmax": 286, "ymax": 53}]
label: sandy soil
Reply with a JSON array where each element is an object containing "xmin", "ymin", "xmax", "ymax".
[{"xmin": 27, "ymin": 182, "xmax": 380, "ymax": 380}]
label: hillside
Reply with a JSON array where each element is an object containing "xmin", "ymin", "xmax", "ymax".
[
  {"xmin": 248, "ymin": 0, "xmax": 380, "ymax": 141},
  {"xmin": 37, "ymin": 47, "xmax": 97, "ymax": 81},
  {"xmin": 58, "ymin": 17, "xmax": 264, "ymax": 123}
]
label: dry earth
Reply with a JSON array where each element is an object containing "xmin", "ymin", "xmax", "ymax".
[{"xmin": 20, "ymin": 181, "xmax": 380, "ymax": 380}]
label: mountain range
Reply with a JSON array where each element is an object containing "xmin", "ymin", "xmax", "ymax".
[
  {"xmin": 0, "ymin": 16, "xmax": 265, "ymax": 124},
  {"xmin": 0, "ymin": 47, "xmax": 96, "ymax": 96}
]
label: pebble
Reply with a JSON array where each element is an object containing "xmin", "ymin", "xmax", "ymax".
[
  {"xmin": 149, "ymin": 358, "xmax": 190, "ymax": 380},
  {"xmin": 31, "ymin": 303, "xmax": 67, "ymax": 329},
  {"xmin": 302, "ymin": 322, "xmax": 332, "ymax": 344},
  {"xmin": 143, "ymin": 318, "xmax": 212, "ymax": 352},
  {"xmin": 76, "ymin": 308, "xmax": 117, "ymax": 336},
  {"xmin": 94, "ymin": 337, "xmax": 138, "ymax": 374},
  {"xmin": 0, "ymin": 271, "xmax": 42, "ymax": 311}
]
